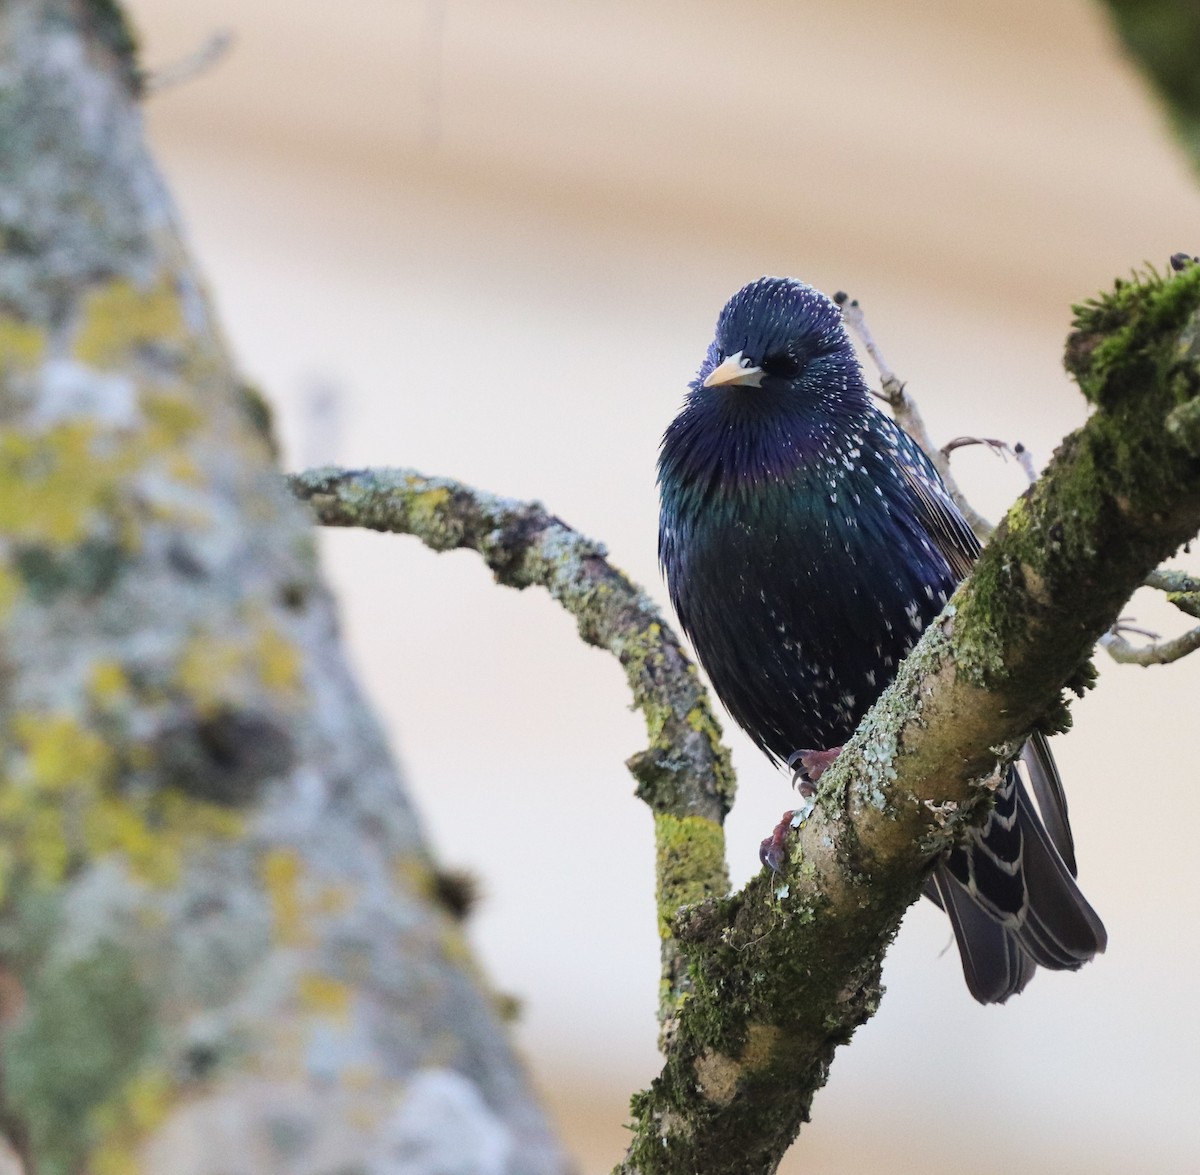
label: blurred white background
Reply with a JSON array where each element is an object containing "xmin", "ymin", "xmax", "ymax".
[{"xmin": 127, "ymin": 1, "xmax": 1200, "ymax": 1171}]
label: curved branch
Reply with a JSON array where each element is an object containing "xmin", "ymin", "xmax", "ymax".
[
  {"xmin": 1100, "ymin": 626, "xmax": 1200, "ymax": 665},
  {"xmin": 1101, "ymin": 565, "xmax": 1200, "ymax": 664},
  {"xmin": 288, "ymin": 468, "xmax": 736, "ymax": 1017}
]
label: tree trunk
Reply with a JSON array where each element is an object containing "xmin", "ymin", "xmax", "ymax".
[{"xmin": 0, "ymin": 2, "xmax": 571, "ymax": 1171}]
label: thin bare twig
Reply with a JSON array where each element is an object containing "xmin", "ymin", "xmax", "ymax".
[
  {"xmin": 836, "ymin": 291, "xmax": 995, "ymax": 540},
  {"xmin": 1112, "ymin": 617, "xmax": 1161, "ymax": 640},
  {"xmin": 1013, "ymin": 442, "xmax": 1038, "ymax": 485},
  {"xmin": 942, "ymin": 436, "xmax": 1010, "ymax": 457},
  {"xmin": 1099, "ymin": 627, "xmax": 1200, "ymax": 666},
  {"xmin": 142, "ymin": 31, "xmax": 233, "ymax": 95},
  {"xmin": 1100, "ymin": 565, "xmax": 1200, "ymax": 665}
]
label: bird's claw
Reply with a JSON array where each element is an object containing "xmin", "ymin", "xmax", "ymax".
[
  {"xmin": 786, "ymin": 745, "xmax": 843, "ymax": 792},
  {"xmin": 758, "ymin": 802, "xmax": 815, "ymax": 874}
]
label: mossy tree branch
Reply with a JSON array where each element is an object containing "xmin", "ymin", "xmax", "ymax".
[{"xmin": 296, "ymin": 265, "xmax": 1200, "ymax": 1175}]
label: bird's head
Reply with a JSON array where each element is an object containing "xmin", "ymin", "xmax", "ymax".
[{"xmin": 695, "ymin": 276, "xmax": 859, "ymax": 400}]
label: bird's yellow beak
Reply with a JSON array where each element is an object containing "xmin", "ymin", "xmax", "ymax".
[{"xmin": 702, "ymin": 351, "xmax": 765, "ymax": 388}]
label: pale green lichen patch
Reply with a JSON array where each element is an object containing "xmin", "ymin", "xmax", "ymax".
[
  {"xmin": 91, "ymin": 1069, "xmax": 176, "ymax": 1175},
  {"xmin": 175, "ymin": 622, "xmax": 302, "ymax": 715},
  {"xmin": 407, "ymin": 485, "xmax": 453, "ymax": 540},
  {"xmin": 141, "ymin": 390, "xmax": 203, "ymax": 447},
  {"xmin": 261, "ymin": 848, "xmax": 309, "ymax": 948},
  {"xmin": 255, "ymin": 626, "xmax": 303, "ymax": 694},
  {"xmin": 298, "ymin": 972, "xmax": 353, "ymax": 1021},
  {"xmin": 0, "ymin": 561, "xmax": 20, "ymax": 620}
]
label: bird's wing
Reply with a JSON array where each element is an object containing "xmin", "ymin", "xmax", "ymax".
[
  {"xmin": 926, "ymin": 863, "xmax": 1037, "ymax": 1004},
  {"xmin": 891, "ymin": 431, "xmax": 981, "ymax": 579},
  {"xmin": 933, "ymin": 765, "xmax": 1105, "ymax": 1003},
  {"xmin": 1022, "ymin": 730, "xmax": 1078, "ymax": 874}
]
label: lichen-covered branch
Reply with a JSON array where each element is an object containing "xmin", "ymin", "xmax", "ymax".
[
  {"xmin": 0, "ymin": 3, "xmax": 570, "ymax": 1172},
  {"xmin": 1146, "ymin": 566, "xmax": 1200, "ymax": 620},
  {"xmin": 288, "ymin": 467, "xmax": 736, "ymax": 1019}
]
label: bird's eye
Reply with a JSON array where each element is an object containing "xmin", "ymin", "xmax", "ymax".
[{"xmin": 759, "ymin": 349, "xmax": 804, "ymax": 378}]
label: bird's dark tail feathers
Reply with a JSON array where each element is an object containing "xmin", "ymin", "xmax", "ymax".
[{"xmin": 924, "ymin": 744, "xmax": 1106, "ymax": 1005}]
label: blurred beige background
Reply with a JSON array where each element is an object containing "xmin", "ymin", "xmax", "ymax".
[{"xmin": 126, "ymin": 1, "xmax": 1200, "ymax": 1171}]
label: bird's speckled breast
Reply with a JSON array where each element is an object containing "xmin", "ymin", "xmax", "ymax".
[{"xmin": 661, "ymin": 410, "xmax": 957, "ymax": 761}]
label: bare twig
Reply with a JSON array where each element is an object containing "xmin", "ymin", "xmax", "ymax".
[
  {"xmin": 142, "ymin": 30, "xmax": 233, "ymax": 95},
  {"xmin": 942, "ymin": 436, "xmax": 1011, "ymax": 457},
  {"xmin": 1099, "ymin": 626, "xmax": 1200, "ymax": 665},
  {"xmin": 1100, "ymin": 565, "xmax": 1200, "ymax": 664},
  {"xmin": 1013, "ymin": 442, "xmax": 1038, "ymax": 484},
  {"xmin": 1112, "ymin": 617, "xmax": 1161, "ymax": 640},
  {"xmin": 836, "ymin": 292, "xmax": 995, "ymax": 540}
]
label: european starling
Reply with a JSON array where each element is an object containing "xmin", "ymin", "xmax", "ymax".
[{"xmin": 658, "ymin": 276, "xmax": 1106, "ymax": 1003}]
